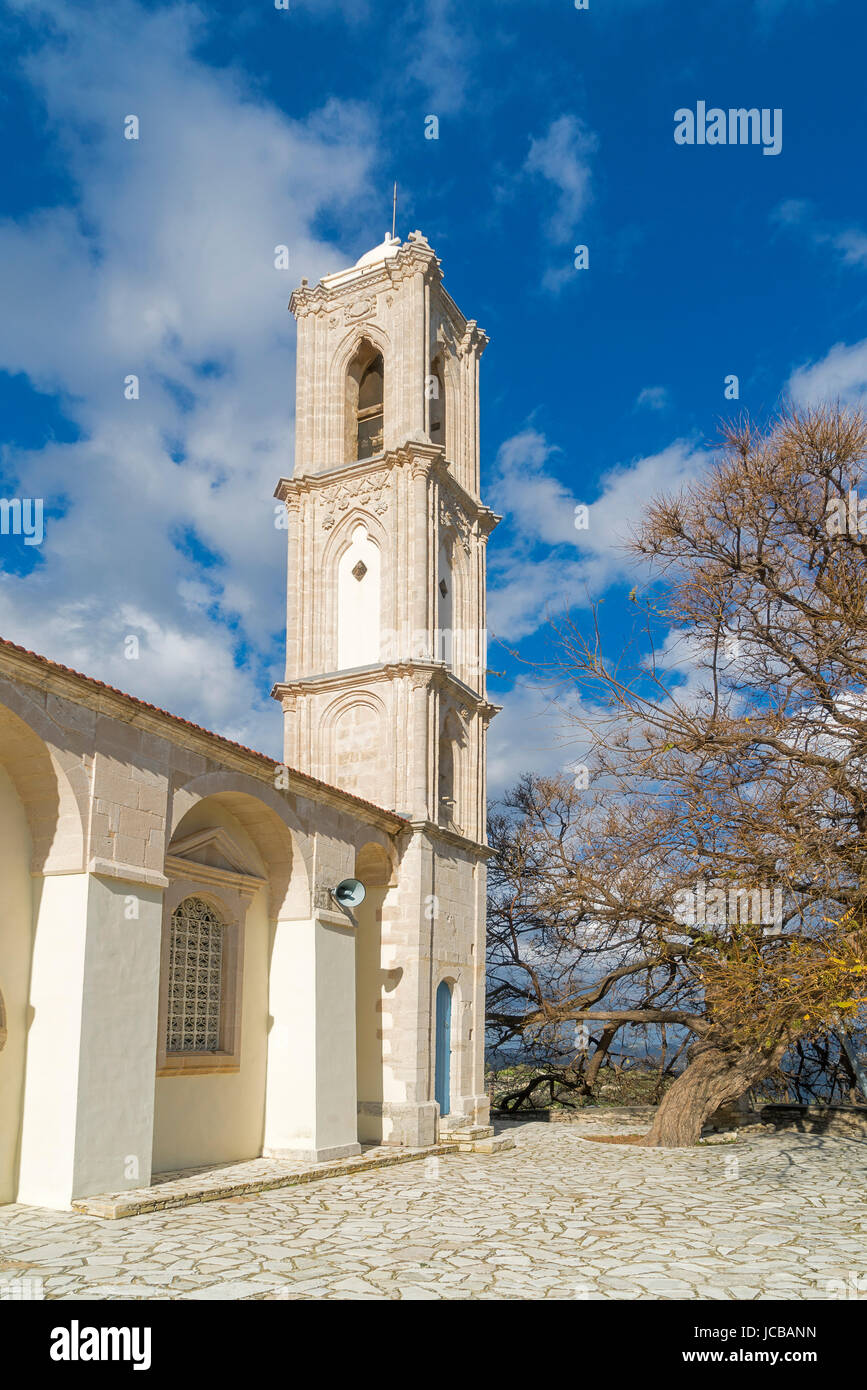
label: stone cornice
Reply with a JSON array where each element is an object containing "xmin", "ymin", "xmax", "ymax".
[
  {"xmin": 273, "ymin": 661, "xmax": 491, "ymax": 710},
  {"xmin": 164, "ymin": 854, "xmax": 267, "ymax": 899},
  {"xmin": 274, "ymin": 442, "xmax": 500, "ymax": 534},
  {"xmin": 288, "ymin": 237, "xmax": 489, "ymax": 357},
  {"xmin": 290, "ymin": 239, "xmax": 444, "ymax": 320},
  {"xmin": 401, "ymin": 818, "xmax": 494, "ymax": 860},
  {"xmin": 88, "ymin": 858, "xmax": 171, "ymax": 889}
]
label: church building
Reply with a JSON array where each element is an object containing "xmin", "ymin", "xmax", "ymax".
[{"xmin": 0, "ymin": 231, "xmax": 500, "ymax": 1211}]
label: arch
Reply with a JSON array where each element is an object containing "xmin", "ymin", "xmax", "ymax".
[
  {"xmin": 438, "ymin": 727, "xmax": 455, "ymax": 826},
  {"xmin": 441, "ymin": 351, "xmax": 462, "ymax": 471},
  {"xmin": 438, "ymin": 705, "xmax": 468, "ymax": 830},
  {"xmin": 429, "ymin": 353, "xmax": 446, "ymax": 450},
  {"xmin": 337, "ymin": 523, "xmax": 381, "ymax": 670},
  {"xmin": 153, "ymin": 795, "xmax": 274, "ymax": 1172},
  {"xmin": 0, "ymin": 686, "xmax": 88, "ymax": 874},
  {"xmin": 437, "ymin": 537, "xmax": 454, "ymax": 666},
  {"xmin": 321, "ymin": 507, "xmax": 390, "ymax": 672},
  {"xmin": 0, "ymin": 761, "xmax": 33, "ymax": 1202},
  {"xmin": 169, "ymin": 773, "xmax": 311, "ymax": 922},
  {"xmin": 346, "ymin": 338, "xmax": 384, "ymax": 462},
  {"xmin": 324, "ymin": 691, "xmax": 389, "ymax": 805},
  {"xmin": 329, "ymin": 324, "xmax": 392, "ymax": 466},
  {"xmin": 355, "ymin": 839, "xmax": 393, "ymax": 889},
  {"xmin": 322, "ymin": 687, "xmax": 389, "ymax": 735},
  {"xmin": 436, "ymin": 525, "xmax": 472, "ymax": 683},
  {"xmin": 435, "ymin": 979, "xmax": 453, "ymax": 1117}
]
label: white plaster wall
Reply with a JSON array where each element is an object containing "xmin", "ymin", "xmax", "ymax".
[
  {"xmin": 73, "ymin": 875, "xmax": 163, "ymax": 1198},
  {"xmin": 152, "ymin": 886, "xmax": 271, "ymax": 1172},
  {"xmin": 0, "ymin": 768, "xmax": 33, "ymax": 1204},
  {"xmin": 263, "ymin": 913, "xmax": 359, "ymax": 1157},
  {"xmin": 264, "ymin": 916, "xmax": 317, "ymax": 1151},
  {"xmin": 314, "ymin": 917, "xmax": 359, "ymax": 1149},
  {"xmin": 337, "ymin": 525, "xmax": 381, "ymax": 670},
  {"xmin": 355, "ymin": 884, "xmax": 388, "ymax": 1142},
  {"xmin": 16, "ymin": 873, "xmax": 90, "ymax": 1208}
]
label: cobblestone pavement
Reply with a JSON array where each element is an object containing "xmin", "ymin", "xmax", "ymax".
[{"xmin": 0, "ymin": 1116, "xmax": 865, "ymax": 1300}]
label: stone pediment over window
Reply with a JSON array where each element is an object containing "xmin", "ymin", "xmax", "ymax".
[{"xmin": 165, "ymin": 827, "xmax": 267, "ymax": 899}]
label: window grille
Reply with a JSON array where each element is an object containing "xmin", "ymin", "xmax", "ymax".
[{"xmin": 166, "ymin": 897, "xmax": 224, "ymax": 1052}]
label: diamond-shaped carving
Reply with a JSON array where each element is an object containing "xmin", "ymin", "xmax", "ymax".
[
  {"xmin": 439, "ymin": 579, "xmax": 448, "ymax": 598},
  {"xmin": 352, "ymin": 560, "xmax": 368, "ymax": 582}
]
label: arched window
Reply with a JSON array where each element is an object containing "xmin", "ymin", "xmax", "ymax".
[
  {"xmin": 346, "ymin": 342, "xmax": 384, "ymax": 461},
  {"xmin": 337, "ymin": 524, "xmax": 381, "ymax": 669},
  {"xmin": 438, "ymin": 728, "xmax": 455, "ymax": 826},
  {"xmin": 429, "ymin": 356, "xmax": 445, "ymax": 451},
  {"xmin": 166, "ymin": 897, "xmax": 225, "ymax": 1053},
  {"xmin": 437, "ymin": 540, "xmax": 453, "ymax": 666},
  {"xmin": 435, "ymin": 980, "xmax": 453, "ymax": 1117}
]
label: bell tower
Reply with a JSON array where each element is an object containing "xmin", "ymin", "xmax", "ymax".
[{"xmin": 273, "ymin": 230, "xmax": 499, "ymax": 1144}]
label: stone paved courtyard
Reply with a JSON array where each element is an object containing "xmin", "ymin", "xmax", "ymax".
[{"xmin": 1, "ymin": 1115, "xmax": 865, "ymax": 1300}]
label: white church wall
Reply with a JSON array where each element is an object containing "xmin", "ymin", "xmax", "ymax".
[
  {"xmin": 0, "ymin": 644, "xmax": 409, "ymax": 1206},
  {"xmin": 71, "ymin": 874, "xmax": 163, "ymax": 1198},
  {"xmin": 355, "ymin": 871, "xmax": 390, "ymax": 1143},
  {"xmin": 18, "ymin": 871, "xmax": 164, "ymax": 1208},
  {"xmin": 152, "ymin": 884, "xmax": 270, "ymax": 1173},
  {"xmin": 0, "ymin": 767, "xmax": 33, "ymax": 1204},
  {"xmin": 263, "ymin": 910, "xmax": 360, "ymax": 1162},
  {"xmin": 17, "ymin": 872, "xmax": 90, "ymax": 1208}
]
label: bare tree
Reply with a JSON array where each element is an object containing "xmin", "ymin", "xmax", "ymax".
[{"xmin": 489, "ymin": 406, "xmax": 867, "ymax": 1145}]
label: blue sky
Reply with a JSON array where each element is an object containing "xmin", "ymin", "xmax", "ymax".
[{"xmin": 1, "ymin": 0, "xmax": 865, "ymax": 791}]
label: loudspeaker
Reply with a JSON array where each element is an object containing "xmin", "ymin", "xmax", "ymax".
[{"xmin": 332, "ymin": 878, "xmax": 366, "ymax": 908}]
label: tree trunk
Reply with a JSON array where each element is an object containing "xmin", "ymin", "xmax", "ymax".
[
  {"xmin": 639, "ymin": 1039, "xmax": 787, "ymax": 1147},
  {"xmin": 582, "ymin": 1023, "xmax": 620, "ymax": 1092}
]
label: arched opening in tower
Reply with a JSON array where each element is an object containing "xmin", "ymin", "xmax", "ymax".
[{"xmin": 347, "ymin": 342, "xmax": 384, "ymax": 461}]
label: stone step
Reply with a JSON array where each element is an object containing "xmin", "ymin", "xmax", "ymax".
[
  {"xmin": 440, "ymin": 1124, "xmax": 495, "ymax": 1144},
  {"xmin": 71, "ymin": 1142, "xmax": 456, "ymax": 1220},
  {"xmin": 457, "ymin": 1133, "xmax": 516, "ymax": 1155}
]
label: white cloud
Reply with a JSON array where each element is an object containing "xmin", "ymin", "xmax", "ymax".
[
  {"xmin": 524, "ymin": 115, "xmax": 598, "ymax": 245},
  {"xmin": 772, "ymin": 198, "xmax": 867, "ymax": 270},
  {"xmin": 635, "ymin": 386, "xmax": 669, "ymax": 412},
  {"xmin": 832, "ymin": 229, "xmax": 867, "ymax": 267},
  {"xmin": 0, "ymin": 0, "xmax": 380, "ymax": 753},
  {"xmin": 788, "ymin": 338, "xmax": 867, "ymax": 408},
  {"xmin": 487, "ymin": 680, "xmax": 594, "ymax": 797},
  {"xmin": 488, "ymin": 428, "xmax": 709, "ymax": 640},
  {"xmin": 773, "ymin": 198, "xmax": 810, "ymax": 226},
  {"xmin": 405, "ymin": 0, "xmax": 474, "ymax": 116}
]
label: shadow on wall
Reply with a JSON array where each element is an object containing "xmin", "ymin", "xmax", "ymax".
[{"xmin": 355, "ymin": 841, "xmax": 399, "ymax": 1144}]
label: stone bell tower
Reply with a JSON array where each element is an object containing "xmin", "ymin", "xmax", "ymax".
[{"xmin": 273, "ymin": 230, "xmax": 499, "ymax": 1144}]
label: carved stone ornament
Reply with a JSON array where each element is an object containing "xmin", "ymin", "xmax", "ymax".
[
  {"xmin": 457, "ymin": 319, "xmax": 488, "ymax": 360},
  {"xmin": 345, "ymin": 295, "xmax": 376, "ymax": 324},
  {"xmin": 320, "ymin": 472, "xmax": 390, "ymax": 530},
  {"xmin": 438, "ymin": 493, "xmax": 471, "ymax": 552}
]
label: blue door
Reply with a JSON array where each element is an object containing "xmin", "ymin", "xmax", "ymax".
[{"xmin": 435, "ymin": 981, "xmax": 452, "ymax": 1116}]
